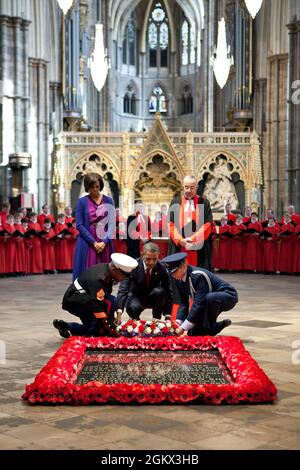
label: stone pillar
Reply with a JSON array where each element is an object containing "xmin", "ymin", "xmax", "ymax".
[
  {"xmin": 287, "ymin": 19, "xmax": 300, "ymax": 212},
  {"xmin": 266, "ymin": 54, "xmax": 288, "ymax": 216}
]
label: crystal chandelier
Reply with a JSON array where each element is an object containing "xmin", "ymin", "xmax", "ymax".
[
  {"xmin": 245, "ymin": 0, "xmax": 264, "ymax": 18},
  {"xmin": 212, "ymin": 18, "xmax": 233, "ymax": 89},
  {"xmin": 57, "ymin": 0, "xmax": 73, "ymax": 15},
  {"xmin": 90, "ymin": 24, "xmax": 109, "ymax": 93}
]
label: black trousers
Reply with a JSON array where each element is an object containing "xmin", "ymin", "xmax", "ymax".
[{"xmin": 126, "ymin": 287, "xmax": 166, "ymax": 320}]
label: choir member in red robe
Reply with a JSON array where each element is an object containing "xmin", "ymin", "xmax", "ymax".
[
  {"xmin": 3, "ymin": 214, "xmax": 18, "ymax": 274},
  {"xmin": 261, "ymin": 218, "xmax": 280, "ymax": 272},
  {"xmin": 277, "ymin": 214, "xmax": 295, "ymax": 274},
  {"xmin": 225, "ymin": 203, "xmax": 236, "ymax": 226},
  {"xmin": 21, "ymin": 218, "xmax": 30, "ymax": 274},
  {"xmin": 37, "ymin": 203, "xmax": 55, "ymax": 227},
  {"xmin": 0, "ymin": 217, "xmax": 7, "ymax": 275},
  {"xmin": 168, "ymin": 175, "xmax": 212, "ymax": 270},
  {"xmin": 64, "ymin": 205, "xmax": 74, "ymax": 226},
  {"xmin": 28, "ymin": 213, "xmax": 43, "ymax": 274},
  {"xmin": 0, "ymin": 202, "xmax": 10, "ymax": 225},
  {"xmin": 152, "ymin": 211, "xmax": 163, "ymax": 237},
  {"xmin": 230, "ymin": 215, "xmax": 246, "ymax": 271},
  {"xmin": 160, "ymin": 204, "xmax": 169, "ymax": 237},
  {"xmin": 216, "ymin": 216, "xmax": 232, "ymax": 271},
  {"xmin": 293, "ymin": 224, "xmax": 300, "ymax": 273},
  {"xmin": 114, "ymin": 211, "xmax": 127, "ymax": 254},
  {"xmin": 211, "ymin": 221, "xmax": 219, "ymax": 270},
  {"xmin": 14, "ymin": 212, "xmax": 27, "ymax": 274},
  {"xmin": 260, "ymin": 208, "xmax": 279, "ymax": 229},
  {"xmin": 67, "ymin": 220, "xmax": 79, "ymax": 268},
  {"xmin": 243, "ymin": 206, "xmax": 252, "ymax": 226},
  {"xmin": 281, "ymin": 205, "xmax": 300, "ymax": 227},
  {"xmin": 244, "ymin": 212, "xmax": 262, "ymax": 272},
  {"xmin": 40, "ymin": 218, "xmax": 56, "ymax": 272},
  {"xmin": 54, "ymin": 213, "xmax": 72, "ymax": 271}
]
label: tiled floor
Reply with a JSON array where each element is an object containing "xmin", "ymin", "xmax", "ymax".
[{"xmin": 0, "ymin": 272, "xmax": 299, "ymax": 450}]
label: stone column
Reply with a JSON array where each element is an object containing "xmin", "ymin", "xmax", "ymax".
[{"xmin": 287, "ymin": 20, "xmax": 300, "ymax": 212}]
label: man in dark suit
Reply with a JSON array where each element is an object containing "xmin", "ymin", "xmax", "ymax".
[
  {"xmin": 162, "ymin": 253, "xmax": 238, "ymax": 336},
  {"xmin": 116, "ymin": 242, "xmax": 173, "ymax": 321},
  {"xmin": 168, "ymin": 175, "xmax": 213, "ymax": 271},
  {"xmin": 126, "ymin": 202, "xmax": 151, "ymax": 259}
]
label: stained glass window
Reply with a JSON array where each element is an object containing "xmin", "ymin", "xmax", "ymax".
[
  {"xmin": 148, "ymin": 2, "xmax": 169, "ymax": 68},
  {"xmin": 149, "ymin": 85, "xmax": 167, "ymax": 113},
  {"xmin": 122, "ymin": 16, "xmax": 136, "ymax": 65},
  {"xmin": 181, "ymin": 18, "xmax": 195, "ymax": 65}
]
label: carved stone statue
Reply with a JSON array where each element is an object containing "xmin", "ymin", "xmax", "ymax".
[{"xmin": 203, "ymin": 156, "xmax": 239, "ymax": 211}]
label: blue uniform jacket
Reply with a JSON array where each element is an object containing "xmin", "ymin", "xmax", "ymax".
[{"xmin": 177, "ymin": 265, "xmax": 238, "ymax": 325}]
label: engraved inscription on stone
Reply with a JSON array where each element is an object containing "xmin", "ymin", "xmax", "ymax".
[{"xmin": 76, "ymin": 350, "xmax": 233, "ymax": 386}]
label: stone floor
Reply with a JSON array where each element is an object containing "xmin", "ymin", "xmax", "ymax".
[{"xmin": 0, "ymin": 272, "xmax": 299, "ymax": 450}]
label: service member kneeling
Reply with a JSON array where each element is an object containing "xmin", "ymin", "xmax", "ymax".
[
  {"xmin": 161, "ymin": 253, "xmax": 238, "ymax": 337},
  {"xmin": 53, "ymin": 253, "xmax": 138, "ymax": 338}
]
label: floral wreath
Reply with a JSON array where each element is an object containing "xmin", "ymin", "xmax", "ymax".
[{"xmin": 117, "ymin": 319, "xmax": 181, "ymax": 337}]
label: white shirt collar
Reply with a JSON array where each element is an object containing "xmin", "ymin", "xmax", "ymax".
[{"xmin": 143, "ymin": 260, "xmax": 152, "ymax": 274}]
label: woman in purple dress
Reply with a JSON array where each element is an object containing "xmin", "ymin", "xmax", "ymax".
[{"xmin": 73, "ymin": 173, "xmax": 115, "ymax": 280}]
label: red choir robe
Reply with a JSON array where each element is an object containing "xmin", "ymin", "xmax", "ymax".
[
  {"xmin": 168, "ymin": 196, "xmax": 212, "ymax": 268},
  {"xmin": 261, "ymin": 225, "xmax": 280, "ymax": 272},
  {"xmin": 230, "ymin": 223, "xmax": 247, "ymax": 271},
  {"xmin": 114, "ymin": 216, "xmax": 127, "ymax": 254},
  {"xmin": 40, "ymin": 228, "xmax": 56, "ymax": 271},
  {"xmin": 2, "ymin": 223, "xmax": 18, "ymax": 274},
  {"xmin": 226, "ymin": 213, "xmax": 236, "ymax": 226},
  {"xmin": 65, "ymin": 216, "xmax": 75, "ymax": 227},
  {"xmin": 27, "ymin": 222, "xmax": 43, "ymax": 274},
  {"xmin": 217, "ymin": 224, "xmax": 232, "ymax": 270},
  {"xmin": 276, "ymin": 223, "xmax": 295, "ymax": 273},
  {"xmin": 67, "ymin": 226, "xmax": 79, "ymax": 268},
  {"xmin": 54, "ymin": 223, "xmax": 72, "ymax": 270},
  {"xmin": 293, "ymin": 225, "xmax": 300, "ymax": 273},
  {"xmin": 37, "ymin": 213, "xmax": 55, "ymax": 227},
  {"xmin": 281, "ymin": 214, "xmax": 300, "ymax": 227},
  {"xmin": 14, "ymin": 223, "xmax": 27, "ymax": 273},
  {"xmin": 0, "ymin": 224, "xmax": 6, "ymax": 274},
  {"xmin": 244, "ymin": 221, "xmax": 262, "ymax": 271},
  {"xmin": 211, "ymin": 221, "xmax": 219, "ymax": 269},
  {"xmin": 0, "ymin": 211, "xmax": 9, "ymax": 225},
  {"xmin": 242, "ymin": 216, "xmax": 251, "ymax": 226}
]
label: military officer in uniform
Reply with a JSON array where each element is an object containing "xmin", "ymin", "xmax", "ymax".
[
  {"xmin": 53, "ymin": 253, "xmax": 138, "ymax": 338},
  {"xmin": 162, "ymin": 253, "xmax": 238, "ymax": 336}
]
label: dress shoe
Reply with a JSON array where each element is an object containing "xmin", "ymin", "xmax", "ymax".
[
  {"xmin": 53, "ymin": 319, "xmax": 71, "ymax": 338},
  {"xmin": 211, "ymin": 319, "xmax": 232, "ymax": 336}
]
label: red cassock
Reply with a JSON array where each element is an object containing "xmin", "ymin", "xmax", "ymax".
[
  {"xmin": 230, "ymin": 224, "xmax": 246, "ymax": 271},
  {"xmin": 37, "ymin": 213, "xmax": 55, "ymax": 227},
  {"xmin": 211, "ymin": 222, "xmax": 219, "ymax": 269},
  {"xmin": 168, "ymin": 196, "xmax": 211, "ymax": 266},
  {"xmin": 276, "ymin": 223, "xmax": 295, "ymax": 273},
  {"xmin": 227, "ymin": 213, "xmax": 236, "ymax": 225},
  {"xmin": 243, "ymin": 216, "xmax": 251, "ymax": 226},
  {"xmin": 27, "ymin": 222, "xmax": 43, "ymax": 274},
  {"xmin": 294, "ymin": 225, "xmax": 300, "ymax": 273},
  {"xmin": 0, "ymin": 230, "xmax": 6, "ymax": 274},
  {"xmin": 281, "ymin": 214, "xmax": 300, "ymax": 226},
  {"xmin": 2, "ymin": 224, "xmax": 19, "ymax": 274},
  {"xmin": 244, "ymin": 222, "xmax": 262, "ymax": 271},
  {"xmin": 67, "ymin": 226, "xmax": 79, "ymax": 268},
  {"xmin": 65, "ymin": 216, "xmax": 75, "ymax": 225},
  {"xmin": 40, "ymin": 228, "xmax": 56, "ymax": 271},
  {"xmin": 14, "ymin": 223, "xmax": 27, "ymax": 273},
  {"xmin": 54, "ymin": 223, "xmax": 72, "ymax": 270},
  {"xmin": 217, "ymin": 224, "xmax": 232, "ymax": 270},
  {"xmin": 261, "ymin": 226, "xmax": 280, "ymax": 272}
]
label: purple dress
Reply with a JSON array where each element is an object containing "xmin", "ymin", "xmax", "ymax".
[{"xmin": 86, "ymin": 196, "xmax": 114, "ymax": 268}]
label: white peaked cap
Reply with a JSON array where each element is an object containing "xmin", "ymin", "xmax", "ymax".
[{"xmin": 111, "ymin": 253, "xmax": 138, "ymax": 273}]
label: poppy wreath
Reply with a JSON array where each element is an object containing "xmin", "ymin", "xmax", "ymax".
[
  {"xmin": 116, "ymin": 319, "xmax": 181, "ymax": 337},
  {"xmin": 22, "ymin": 336, "xmax": 277, "ymax": 405}
]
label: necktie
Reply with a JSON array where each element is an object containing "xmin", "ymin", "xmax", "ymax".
[{"xmin": 145, "ymin": 268, "xmax": 151, "ymax": 288}]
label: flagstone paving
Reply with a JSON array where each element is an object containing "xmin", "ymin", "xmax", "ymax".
[{"xmin": 0, "ymin": 272, "xmax": 299, "ymax": 450}]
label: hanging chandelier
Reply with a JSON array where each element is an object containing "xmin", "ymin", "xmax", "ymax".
[
  {"xmin": 212, "ymin": 18, "xmax": 233, "ymax": 89},
  {"xmin": 57, "ymin": 0, "xmax": 73, "ymax": 15},
  {"xmin": 90, "ymin": 24, "xmax": 109, "ymax": 93},
  {"xmin": 245, "ymin": 0, "xmax": 264, "ymax": 19}
]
